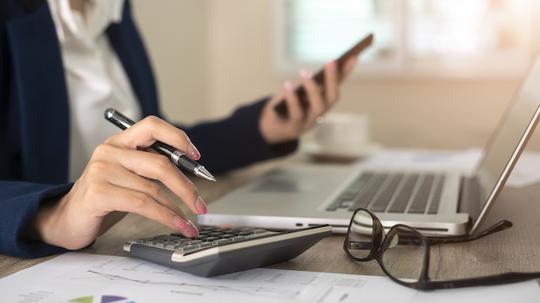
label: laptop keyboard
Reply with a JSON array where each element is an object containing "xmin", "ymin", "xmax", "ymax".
[{"xmin": 326, "ymin": 172, "xmax": 445, "ymax": 214}]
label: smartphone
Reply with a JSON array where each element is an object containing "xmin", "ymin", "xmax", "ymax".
[{"xmin": 274, "ymin": 33, "xmax": 374, "ymax": 118}]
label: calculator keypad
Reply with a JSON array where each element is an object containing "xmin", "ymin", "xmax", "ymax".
[{"xmin": 129, "ymin": 226, "xmax": 277, "ymax": 255}]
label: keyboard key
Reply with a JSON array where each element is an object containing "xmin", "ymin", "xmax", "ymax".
[
  {"xmin": 349, "ymin": 174, "xmax": 387, "ymax": 211},
  {"xmin": 428, "ymin": 176, "xmax": 445, "ymax": 214},
  {"xmin": 338, "ymin": 175, "xmax": 370, "ymax": 199},
  {"xmin": 326, "ymin": 174, "xmax": 372, "ymax": 212},
  {"xmin": 388, "ymin": 175, "xmax": 418, "ymax": 213},
  {"xmin": 338, "ymin": 199, "xmax": 353, "ymax": 209},
  {"xmin": 326, "ymin": 204, "xmax": 338, "ymax": 211},
  {"xmin": 370, "ymin": 174, "xmax": 403, "ymax": 212},
  {"xmin": 407, "ymin": 175, "xmax": 434, "ymax": 213}
]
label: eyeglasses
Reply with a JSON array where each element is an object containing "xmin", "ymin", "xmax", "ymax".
[{"xmin": 343, "ymin": 208, "xmax": 540, "ymax": 290}]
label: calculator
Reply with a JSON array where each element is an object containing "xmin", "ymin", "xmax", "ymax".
[{"xmin": 123, "ymin": 225, "xmax": 332, "ymax": 277}]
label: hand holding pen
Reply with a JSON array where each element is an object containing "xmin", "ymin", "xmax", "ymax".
[
  {"xmin": 104, "ymin": 108, "xmax": 216, "ymax": 182},
  {"xmin": 32, "ymin": 113, "xmax": 208, "ymax": 251}
]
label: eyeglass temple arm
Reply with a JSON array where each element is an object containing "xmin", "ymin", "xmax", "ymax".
[
  {"xmin": 421, "ymin": 271, "xmax": 540, "ymax": 290},
  {"xmin": 425, "ymin": 220, "xmax": 513, "ymax": 245}
]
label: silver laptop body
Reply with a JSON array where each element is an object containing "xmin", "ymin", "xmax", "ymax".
[{"xmin": 199, "ymin": 55, "xmax": 540, "ymax": 236}]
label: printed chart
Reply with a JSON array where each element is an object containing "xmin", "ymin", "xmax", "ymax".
[{"xmin": 1, "ymin": 253, "xmax": 539, "ymax": 303}]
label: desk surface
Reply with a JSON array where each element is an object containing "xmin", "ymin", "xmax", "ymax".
[{"xmin": 2, "ymin": 159, "xmax": 540, "ymax": 280}]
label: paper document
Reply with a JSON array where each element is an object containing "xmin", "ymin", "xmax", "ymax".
[
  {"xmin": 0, "ymin": 253, "xmax": 539, "ymax": 302},
  {"xmin": 360, "ymin": 148, "xmax": 540, "ymax": 188}
]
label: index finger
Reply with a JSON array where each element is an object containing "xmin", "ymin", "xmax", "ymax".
[{"xmin": 106, "ymin": 115, "xmax": 200, "ymax": 160}]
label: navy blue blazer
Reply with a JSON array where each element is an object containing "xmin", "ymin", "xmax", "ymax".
[{"xmin": 0, "ymin": 0, "xmax": 297, "ymax": 258}]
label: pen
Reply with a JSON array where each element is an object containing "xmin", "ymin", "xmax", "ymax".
[{"xmin": 104, "ymin": 108, "xmax": 216, "ymax": 182}]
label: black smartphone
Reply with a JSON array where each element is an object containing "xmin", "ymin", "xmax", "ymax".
[{"xmin": 274, "ymin": 33, "xmax": 374, "ymax": 118}]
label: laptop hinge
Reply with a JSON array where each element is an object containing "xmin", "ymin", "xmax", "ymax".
[{"xmin": 458, "ymin": 176, "xmax": 482, "ymax": 225}]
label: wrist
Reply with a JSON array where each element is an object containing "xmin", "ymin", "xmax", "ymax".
[{"xmin": 32, "ymin": 193, "xmax": 70, "ymax": 246}]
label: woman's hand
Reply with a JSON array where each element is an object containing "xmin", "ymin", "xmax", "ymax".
[
  {"xmin": 33, "ymin": 116, "xmax": 206, "ymax": 250},
  {"xmin": 259, "ymin": 57, "xmax": 358, "ymax": 144}
]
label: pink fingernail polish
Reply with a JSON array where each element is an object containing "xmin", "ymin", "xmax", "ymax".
[
  {"xmin": 172, "ymin": 216, "xmax": 199, "ymax": 238},
  {"xmin": 187, "ymin": 143, "xmax": 201, "ymax": 160},
  {"xmin": 195, "ymin": 196, "xmax": 207, "ymax": 214},
  {"xmin": 300, "ymin": 69, "xmax": 312, "ymax": 79},
  {"xmin": 185, "ymin": 219, "xmax": 199, "ymax": 237},
  {"xmin": 284, "ymin": 81, "xmax": 293, "ymax": 92}
]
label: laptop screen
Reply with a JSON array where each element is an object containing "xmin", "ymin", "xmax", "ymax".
[{"xmin": 473, "ymin": 55, "xmax": 540, "ymax": 228}]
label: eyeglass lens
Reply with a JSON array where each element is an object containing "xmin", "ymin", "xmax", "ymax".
[
  {"xmin": 347, "ymin": 209, "xmax": 376, "ymax": 259},
  {"xmin": 380, "ymin": 226, "xmax": 426, "ymax": 283},
  {"xmin": 348, "ymin": 210, "xmax": 427, "ymax": 282}
]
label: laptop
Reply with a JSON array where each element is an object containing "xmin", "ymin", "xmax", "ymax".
[{"xmin": 198, "ymin": 55, "xmax": 540, "ymax": 236}]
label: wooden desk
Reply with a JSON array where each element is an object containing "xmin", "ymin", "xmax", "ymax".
[{"xmin": 2, "ymin": 159, "xmax": 540, "ymax": 281}]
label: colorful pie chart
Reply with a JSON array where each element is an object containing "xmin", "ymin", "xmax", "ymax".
[{"xmin": 69, "ymin": 295, "xmax": 135, "ymax": 303}]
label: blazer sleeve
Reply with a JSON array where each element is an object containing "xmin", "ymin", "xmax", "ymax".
[
  {"xmin": 0, "ymin": 181, "xmax": 72, "ymax": 258},
  {"xmin": 178, "ymin": 97, "xmax": 298, "ymax": 174}
]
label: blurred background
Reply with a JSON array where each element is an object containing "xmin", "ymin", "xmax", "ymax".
[{"xmin": 131, "ymin": 0, "xmax": 540, "ymax": 150}]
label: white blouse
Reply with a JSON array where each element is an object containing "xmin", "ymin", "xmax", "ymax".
[{"xmin": 47, "ymin": 0, "xmax": 142, "ymax": 181}]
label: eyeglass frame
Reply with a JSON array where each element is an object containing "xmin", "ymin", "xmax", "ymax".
[{"xmin": 343, "ymin": 208, "xmax": 540, "ymax": 290}]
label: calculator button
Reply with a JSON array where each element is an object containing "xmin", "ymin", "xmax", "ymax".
[
  {"xmin": 203, "ymin": 226, "xmax": 220, "ymax": 231},
  {"xmin": 230, "ymin": 227, "xmax": 247, "ymax": 232},
  {"xmin": 187, "ymin": 240, "xmax": 203, "ymax": 245},
  {"xmin": 183, "ymin": 245, "xmax": 201, "ymax": 253},
  {"xmin": 214, "ymin": 239, "xmax": 232, "ymax": 245},
  {"xmin": 155, "ymin": 235, "xmax": 174, "ymax": 240},
  {"xmin": 205, "ymin": 237, "xmax": 219, "ymax": 242}
]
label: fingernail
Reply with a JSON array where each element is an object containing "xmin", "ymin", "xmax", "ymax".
[
  {"xmin": 195, "ymin": 196, "xmax": 207, "ymax": 214},
  {"xmin": 300, "ymin": 69, "xmax": 312, "ymax": 79},
  {"xmin": 284, "ymin": 81, "xmax": 293, "ymax": 92},
  {"xmin": 328, "ymin": 60, "xmax": 337, "ymax": 69},
  {"xmin": 187, "ymin": 143, "xmax": 201, "ymax": 160},
  {"xmin": 172, "ymin": 216, "xmax": 199, "ymax": 238}
]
